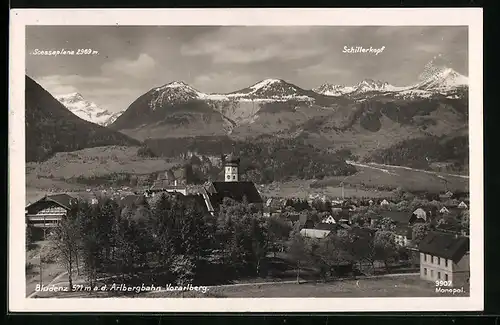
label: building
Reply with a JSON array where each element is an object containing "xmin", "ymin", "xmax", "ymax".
[
  {"xmin": 201, "ymin": 154, "xmax": 263, "ymax": 215},
  {"xmin": 439, "ymin": 191, "xmax": 454, "ymax": 201},
  {"xmin": 321, "ymin": 215, "xmax": 336, "ymax": 224},
  {"xmin": 418, "ymin": 232, "xmax": 470, "ymax": 286},
  {"xmin": 224, "ymin": 154, "xmax": 240, "ymax": 182},
  {"xmin": 380, "ymin": 199, "xmax": 390, "ymax": 207},
  {"xmin": 394, "ymin": 224, "xmax": 413, "ymax": 247},
  {"xmin": 409, "ymin": 209, "xmax": 428, "ymax": 226},
  {"xmin": 263, "ymin": 198, "xmax": 283, "ymax": 217},
  {"xmin": 458, "ymin": 201, "xmax": 468, "ymax": 209},
  {"xmin": 25, "ymin": 194, "xmax": 77, "ymax": 238},
  {"xmin": 439, "ymin": 206, "xmax": 450, "ymax": 214},
  {"xmin": 146, "ymin": 168, "xmax": 188, "ymax": 197},
  {"xmin": 299, "ymin": 228, "xmax": 331, "ymax": 239}
]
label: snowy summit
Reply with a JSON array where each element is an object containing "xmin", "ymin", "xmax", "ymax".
[{"xmin": 56, "ymin": 92, "xmax": 123, "ymax": 126}]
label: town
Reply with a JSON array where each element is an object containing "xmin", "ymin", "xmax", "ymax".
[{"xmin": 26, "ymin": 154, "xmax": 470, "ymax": 298}]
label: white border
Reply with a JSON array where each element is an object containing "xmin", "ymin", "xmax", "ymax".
[{"xmin": 9, "ymin": 8, "xmax": 483, "ymax": 312}]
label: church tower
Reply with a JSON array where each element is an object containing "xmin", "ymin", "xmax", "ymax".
[{"xmin": 224, "ymin": 154, "xmax": 240, "ymax": 182}]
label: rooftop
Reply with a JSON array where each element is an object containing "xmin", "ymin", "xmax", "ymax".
[{"xmin": 418, "ymin": 231, "xmax": 469, "ymax": 262}]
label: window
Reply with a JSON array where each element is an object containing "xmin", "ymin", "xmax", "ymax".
[
  {"xmin": 424, "ymin": 254, "xmax": 427, "ymax": 262},
  {"xmin": 438, "ymin": 257, "xmax": 441, "ymax": 265},
  {"xmin": 226, "ymin": 175, "xmax": 231, "ymax": 180},
  {"xmin": 232, "ymin": 175, "xmax": 236, "ymax": 180},
  {"xmin": 438, "ymin": 272, "xmax": 441, "ymax": 280},
  {"xmin": 445, "ymin": 273, "xmax": 448, "ymax": 281},
  {"xmin": 445, "ymin": 259, "xmax": 449, "ymax": 267},
  {"xmin": 424, "ymin": 268, "xmax": 427, "ymax": 275}
]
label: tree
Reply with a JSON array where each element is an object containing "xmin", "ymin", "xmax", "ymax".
[
  {"xmin": 51, "ymin": 208, "xmax": 79, "ymax": 291},
  {"xmin": 374, "ymin": 230, "xmax": 398, "ymax": 271},
  {"xmin": 373, "ymin": 217, "xmax": 396, "ymax": 231},
  {"xmin": 337, "ymin": 228, "xmax": 376, "ymax": 275},
  {"xmin": 26, "ymin": 223, "xmax": 34, "ymax": 248},
  {"xmin": 411, "ymin": 223, "xmax": 431, "ymax": 247},
  {"xmin": 314, "ymin": 234, "xmax": 352, "ymax": 281},
  {"xmin": 460, "ymin": 210, "xmax": 470, "ymax": 234},
  {"xmin": 265, "ymin": 216, "xmax": 292, "ymax": 256},
  {"xmin": 288, "ymin": 231, "xmax": 309, "ymax": 283}
]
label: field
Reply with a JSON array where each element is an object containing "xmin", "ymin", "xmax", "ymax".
[
  {"xmin": 26, "ymin": 146, "xmax": 179, "ymax": 179},
  {"xmin": 311, "ymin": 162, "xmax": 469, "ymax": 193},
  {"xmin": 25, "ymin": 146, "xmax": 182, "ymax": 193},
  {"xmin": 31, "ymin": 275, "xmax": 468, "ymax": 298},
  {"xmin": 25, "ymin": 145, "xmax": 468, "ymax": 200}
]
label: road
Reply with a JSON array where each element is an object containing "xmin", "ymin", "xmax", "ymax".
[{"xmin": 346, "ymin": 160, "xmax": 469, "ymax": 179}]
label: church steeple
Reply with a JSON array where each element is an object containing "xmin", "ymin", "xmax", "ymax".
[{"xmin": 224, "ymin": 154, "xmax": 240, "ymax": 182}]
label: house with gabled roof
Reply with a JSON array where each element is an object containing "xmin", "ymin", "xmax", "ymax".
[
  {"xmin": 439, "ymin": 191, "xmax": 454, "ymax": 200},
  {"xmin": 418, "ymin": 232, "xmax": 469, "ymax": 286},
  {"xmin": 458, "ymin": 201, "xmax": 468, "ymax": 209},
  {"xmin": 25, "ymin": 193, "xmax": 78, "ymax": 238},
  {"xmin": 321, "ymin": 215, "xmax": 336, "ymax": 224},
  {"xmin": 439, "ymin": 206, "xmax": 450, "ymax": 214},
  {"xmin": 380, "ymin": 199, "xmax": 390, "ymax": 206}
]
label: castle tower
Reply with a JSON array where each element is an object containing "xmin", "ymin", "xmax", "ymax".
[{"xmin": 224, "ymin": 154, "xmax": 240, "ymax": 182}]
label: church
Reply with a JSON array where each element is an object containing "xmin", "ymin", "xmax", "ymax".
[{"xmin": 201, "ymin": 154, "xmax": 263, "ymax": 215}]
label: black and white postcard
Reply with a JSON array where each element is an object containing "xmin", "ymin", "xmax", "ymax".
[{"xmin": 9, "ymin": 8, "xmax": 483, "ymax": 312}]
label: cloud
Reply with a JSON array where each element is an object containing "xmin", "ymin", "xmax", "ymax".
[
  {"xmin": 193, "ymin": 71, "xmax": 255, "ymax": 93},
  {"xmin": 413, "ymin": 43, "xmax": 444, "ymax": 54},
  {"xmin": 35, "ymin": 74, "xmax": 112, "ymax": 95},
  {"xmin": 100, "ymin": 53, "xmax": 156, "ymax": 78},
  {"xmin": 296, "ymin": 62, "xmax": 350, "ymax": 77},
  {"xmin": 181, "ymin": 27, "xmax": 327, "ymax": 64}
]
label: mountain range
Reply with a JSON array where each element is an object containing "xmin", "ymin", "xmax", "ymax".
[
  {"xmin": 25, "ymin": 76, "xmax": 139, "ymax": 162},
  {"xmin": 26, "ymin": 64, "xmax": 469, "ymax": 169},
  {"xmin": 313, "ymin": 67, "xmax": 468, "ymax": 98},
  {"xmin": 107, "ymin": 66, "xmax": 468, "ymax": 161}
]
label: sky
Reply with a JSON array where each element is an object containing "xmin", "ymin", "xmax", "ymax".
[{"xmin": 26, "ymin": 26, "xmax": 468, "ymax": 113}]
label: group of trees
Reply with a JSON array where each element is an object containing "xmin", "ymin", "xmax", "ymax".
[
  {"xmin": 47, "ymin": 194, "xmax": 293, "ymax": 291},
  {"xmin": 288, "ymin": 225, "xmax": 402, "ymax": 280},
  {"xmin": 142, "ymin": 136, "xmax": 357, "ymax": 184},
  {"xmin": 367, "ymin": 135, "xmax": 469, "ymax": 172},
  {"xmin": 42, "ymin": 188, "xmax": 469, "ymax": 292}
]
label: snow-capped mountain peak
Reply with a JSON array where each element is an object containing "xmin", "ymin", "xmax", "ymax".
[
  {"xmin": 314, "ymin": 65, "xmax": 468, "ymax": 98},
  {"xmin": 227, "ymin": 78, "xmax": 314, "ymax": 102},
  {"xmin": 249, "ymin": 78, "xmax": 284, "ymax": 91},
  {"xmin": 57, "ymin": 93, "xmax": 122, "ymax": 126},
  {"xmin": 414, "ymin": 67, "xmax": 468, "ymax": 92},
  {"xmin": 313, "ymin": 83, "xmax": 356, "ymax": 96},
  {"xmin": 148, "ymin": 81, "xmax": 207, "ymax": 110},
  {"xmin": 356, "ymin": 79, "xmax": 390, "ymax": 91},
  {"xmin": 58, "ymin": 92, "xmax": 85, "ymax": 103}
]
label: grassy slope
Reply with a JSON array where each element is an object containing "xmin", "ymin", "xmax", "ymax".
[
  {"xmin": 312, "ymin": 164, "xmax": 468, "ymax": 193},
  {"xmin": 26, "ymin": 145, "xmax": 181, "ymax": 191}
]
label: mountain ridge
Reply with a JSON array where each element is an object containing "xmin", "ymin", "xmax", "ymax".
[{"xmin": 25, "ymin": 75, "xmax": 140, "ymax": 162}]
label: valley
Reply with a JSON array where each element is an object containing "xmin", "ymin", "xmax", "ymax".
[{"xmin": 25, "ymin": 63, "xmax": 470, "ymax": 200}]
